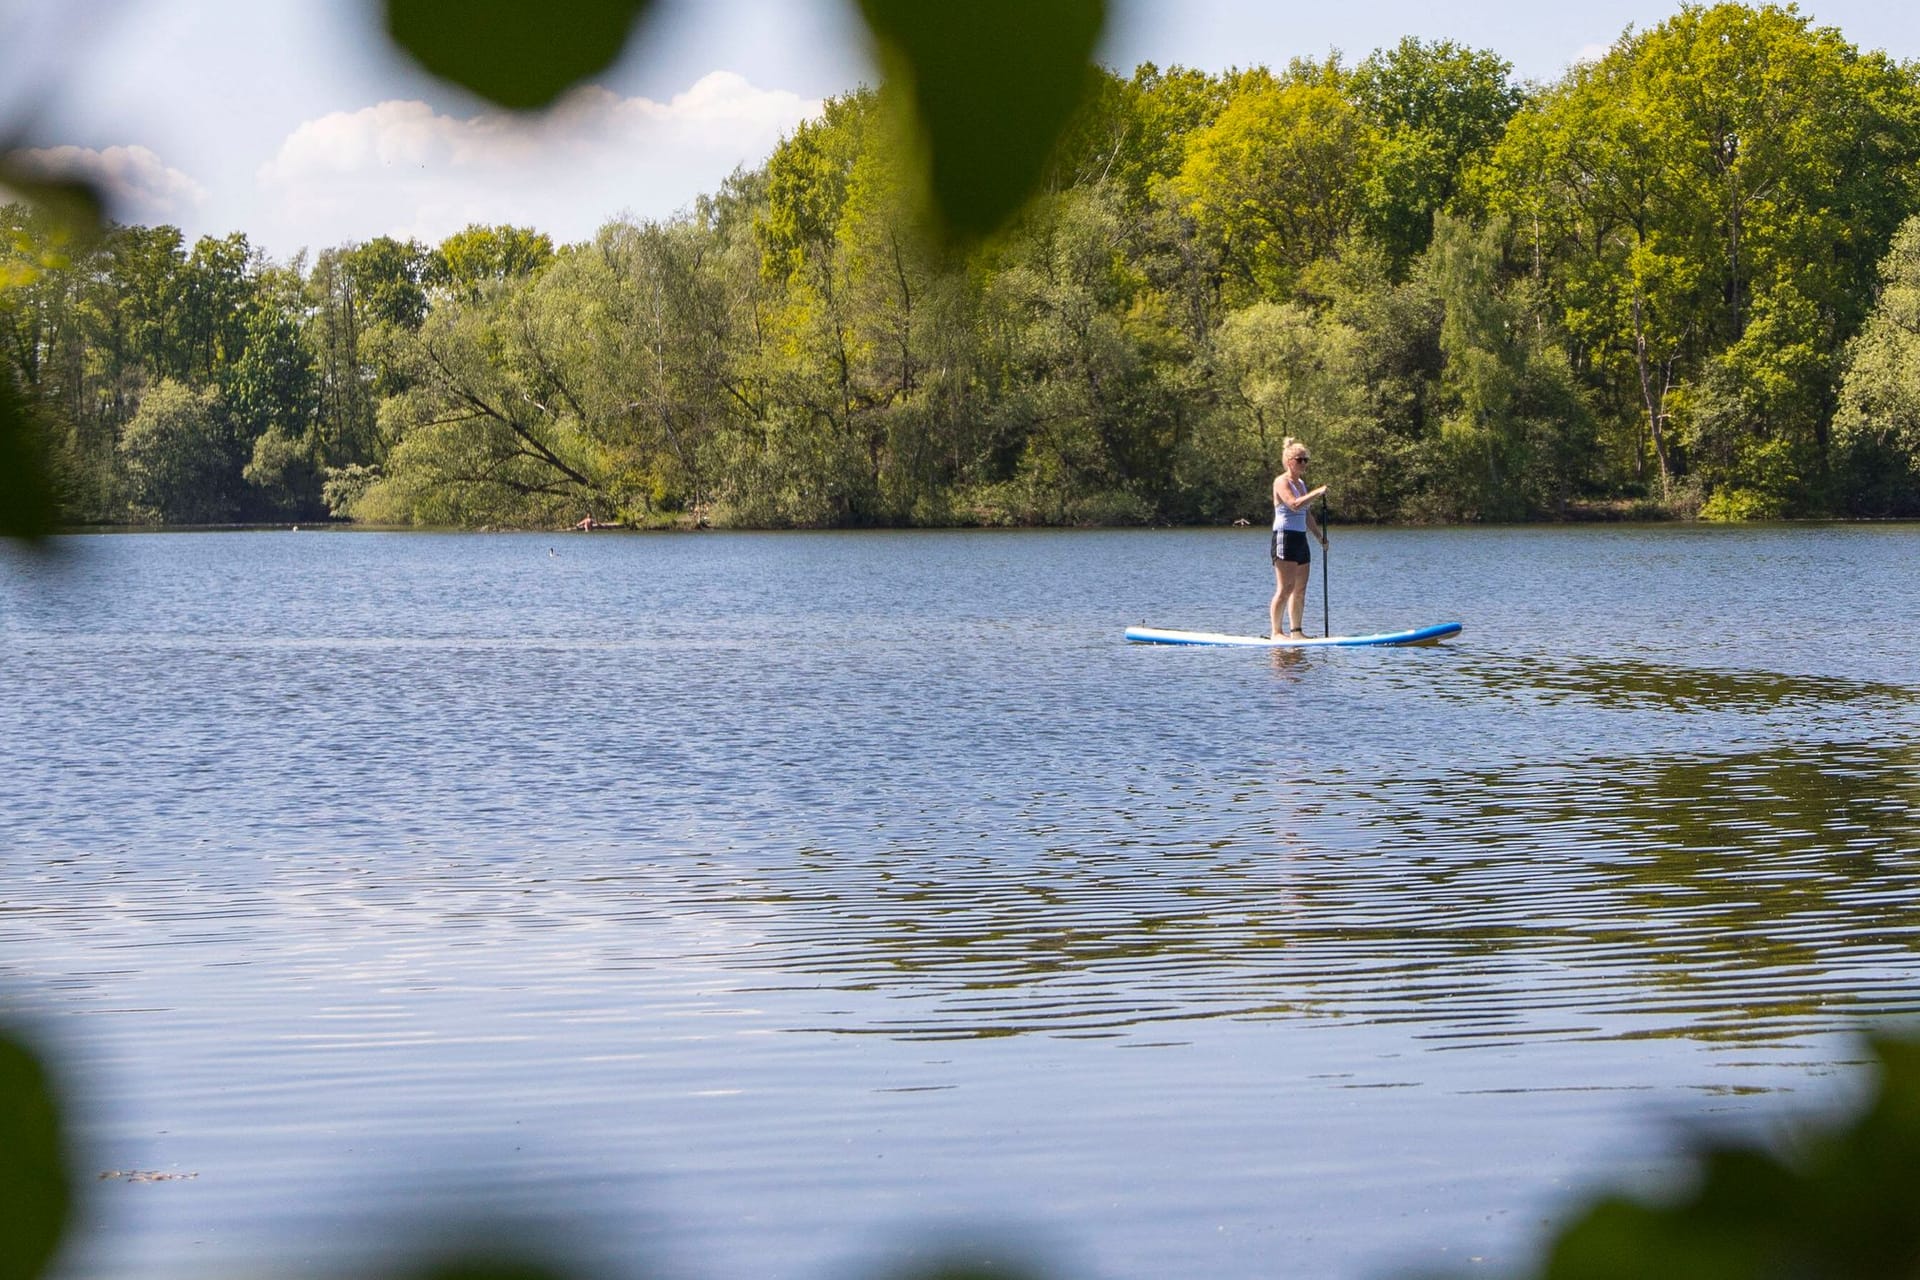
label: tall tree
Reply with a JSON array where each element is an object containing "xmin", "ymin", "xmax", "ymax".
[
  {"xmin": 1481, "ymin": 2, "xmax": 1920, "ymax": 504},
  {"xmin": 1832, "ymin": 213, "xmax": 1920, "ymax": 516},
  {"xmin": 1172, "ymin": 77, "xmax": 1377, "ymax": 304},
  {"xmin": 1423, "ymin": 214, "xmax": 1596, "ymax": 519},
  {"xmin": 1351, "ymin": 37, "xmax": 1523, "ymax": 270},
  {"xmin": 744, "ymin": 91, "xmax": 882, "ymax": 524},
  {"xmin": 231, "ymin": 263, "xmax": 322, "ymax": 516},
  {"xmin": 430, "ymin": 224, "xmax": 555, "ymax": 302},
  {"xmin": 177, "ymin": 232, "xmax": 254, "ymax": 383},
  {"xmin": 980, "ymin": 183, "xmax": 1187, "ymax": 523},
  {"xmin": 346, "ymin": 236, "xmax": 432, "ymax": 330},
  {"xmin": 304, "ymin": 247, "xmax": 382, "ymax": 475},
  {"xmin": 102, "ymin": 224, "xmax": 190, "ymax": 385}
]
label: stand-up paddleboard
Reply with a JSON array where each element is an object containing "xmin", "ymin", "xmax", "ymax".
[{"xmin": 1126, "ymin": 621, "xmax": 1462, "ymax": 647}]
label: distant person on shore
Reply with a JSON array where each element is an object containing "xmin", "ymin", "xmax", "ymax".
[
  {"xmin": 575, "ymin": 515, "xmax": 599, "ymax": 531},
  {"xmin": 1270, "ymin": 437, "xmax": 1327, "ymax": 639}
]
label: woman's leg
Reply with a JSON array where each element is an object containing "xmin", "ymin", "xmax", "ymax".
[
  {"xmin": 1280, "ymin": 562, "xmax": 1305, "ymax": 634},
  {"xmin": 1270, "ymin": 562, "xmax": 1286, "ymax": 638}
]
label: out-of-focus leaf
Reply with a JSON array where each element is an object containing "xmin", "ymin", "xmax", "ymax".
[
  {"xmin": 1, "ymin": 153, "xmax": 93, "ymax": 541},
  {"xmin": 0, "ymin": 364, "xmax": 60, "ymax": 540},
  {"xmin": 856, "ymin": 0, "xmax": 1107, "ymax": 239},
  {"xmin": 1539, "ymin": 1158, "xmax": 1790, "ymax": 1280},
  {"xmin": 1534, "ymin": 1035, "xmax": 1920, "ymax": 1280},
  {"xmin": 0, "ymin": 1033, "xmax": 71, "ymax": 1280},
  {"xmin": 384, "ymin": 0, "xmax": 653, "ymax": 110},
  {"xmin": 0, "ymin": 156, "xmax": 105, "ymax": 247}
]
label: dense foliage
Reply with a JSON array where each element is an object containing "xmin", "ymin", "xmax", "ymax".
[{"xmin": 6, "ymin": 3, "xmax": 1920, "ymax": 529}]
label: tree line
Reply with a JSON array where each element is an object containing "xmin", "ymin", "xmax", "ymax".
[{"xmin": 6, "ymin": 2, "xmax": 1920, "ymax": 529}]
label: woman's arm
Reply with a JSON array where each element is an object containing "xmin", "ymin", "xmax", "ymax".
[{"xmin": 1275, "ymin": 480, "xmax": 1327, "ymax": 512}]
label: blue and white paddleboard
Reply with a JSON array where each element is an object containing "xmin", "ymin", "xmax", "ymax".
[{"xmin": 1125, "ymin": 621, "xmax": 1463, "ymax": 647}]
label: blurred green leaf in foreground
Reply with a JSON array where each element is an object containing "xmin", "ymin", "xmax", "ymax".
[
  {"xmin": 0, "ymin": 1033, "xmax": 71, "ymax": 1280},
  {"xmin": 379, "ymin": 0, "xmax": 1108, "ymax": 240},
  {"xmin": 0, "ymin": 364, "xmax": 59, "ymax": 541},
  {"xmin": 1537, "ymin": 1036, "xmax": 1920, "ymax": 1279},
  {"xmin": 384, "ymin": 0, "xmax": 655, "ymax": 111},
  {"xmin": 854, "ymin": 0, "xmax": 1107, "ymax": 238},
  {"xmin": 0, "ymin": 156, "xmax": 101, "ymax": 539}
]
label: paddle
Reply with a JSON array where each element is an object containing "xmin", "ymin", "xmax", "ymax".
[{"xmin": 1320, "ymin": 497, "xmax": 1330, "ymax": 637}]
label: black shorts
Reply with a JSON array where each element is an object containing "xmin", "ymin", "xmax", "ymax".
[{"xmin": 1272, "ymin": 529, "xmax": 1310, "ymax": 565}]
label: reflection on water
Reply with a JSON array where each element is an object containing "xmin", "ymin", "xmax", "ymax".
[
  {"xmin": 683, "ymin": 738, "xmax": 1920, "ymax": 1045},
  {"xmin": 3, "ymin": 526, "xmax": 1920, "ymax": 1280},
  {"xmin": 1460, "ymin": 654, "xmax": 1918, "ymax": 714}
]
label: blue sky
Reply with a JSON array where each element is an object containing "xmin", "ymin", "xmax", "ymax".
[{"xmin": 4, "ymin": 0, "xmax": 1918, "ymax": 261}]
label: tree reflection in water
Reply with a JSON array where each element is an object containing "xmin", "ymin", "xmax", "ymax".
[{"xmin": 714, "ymin": 655, "xmax": 1918, "ymax": 1048}]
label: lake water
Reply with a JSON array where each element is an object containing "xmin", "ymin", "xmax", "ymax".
[{"xmin": 3, "ymin": 524, "xmax": 1918, "ymax": 1280}]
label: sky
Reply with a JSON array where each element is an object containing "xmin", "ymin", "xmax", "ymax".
[{"xmin": 4, "ymin": 0, "xmax": 1919, "ymax": 263}]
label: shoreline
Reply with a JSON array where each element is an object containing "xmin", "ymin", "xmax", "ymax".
[{"xmin": 44, "ymin": 511, "xmax": 1920, "ymax": 536}]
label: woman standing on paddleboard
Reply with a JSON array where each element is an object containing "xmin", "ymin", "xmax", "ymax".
[{"xmin": 1270, "ymin": 438, "xmax": 1328, "ymax": 639}]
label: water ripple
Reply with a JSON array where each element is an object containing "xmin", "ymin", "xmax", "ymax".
[{"xmin": 8, "ymin": 527, "xmax": 1920, "ymax": 1280}]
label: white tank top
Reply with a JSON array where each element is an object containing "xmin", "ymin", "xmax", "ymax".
[{"xmin": 1273, "ymin": 476, "xmax": 1308, "ymax": 533}]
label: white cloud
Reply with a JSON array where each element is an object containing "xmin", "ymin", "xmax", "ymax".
[
  {"xmin": 255, "ymin": 71, "xmax": 822, "ymax": 254},
  {"xmin": 4, "ymin": 143, "xmax": 209, "ymax": 221}
]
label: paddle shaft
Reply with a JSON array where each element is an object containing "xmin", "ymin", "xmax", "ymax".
[{"xmin": 1320, "ymin": 498, "xmax": 1330, "ymax": 637}]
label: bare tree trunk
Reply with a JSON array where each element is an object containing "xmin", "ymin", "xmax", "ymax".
[{"xmin": 1630, "ymin": 294, "xmax": 1674, "ymax": 497}]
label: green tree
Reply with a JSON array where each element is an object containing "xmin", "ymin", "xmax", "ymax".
[
  {"xmin": 1832, "ymin": 213, "xmax": 1920, "ymax": 515},
  {"xmin": 305, "ymin": 246, "xmax": 384, "ymax": 476},
  {"xmin": 976, "ymin": 183, "xmax": 1187, "ymax": 523},
  {"xmin": 1172, "ymin": 76, "xmax": 1376, "ymax": 304},
  {"xmin": 231, "ymin": 264, "xmax": 323, "ymax": 517},
  {"xmin": 177, "ymin": 232, "xmax": 254, "ymax": 382},
  {"xmin": 827, "ymin": 100, "xmax": 998, "ymax": 523},
  {"xmin": 360, "ymin": 245, "xmax": 660, "ymax": 526},
  {"xmin": 346, "ymin": 236, "xmax": 433, "ymax": 330},
  {"xmin": 118, "ymin": 379, "xmax": 240, "ymax": 523},
  {"xmin": 738, "ymin": 92, "xmax": 885, "ymax": 525},
  {"xmin": 430, "ymin": 224, "xmax": 555, "ymax": 302},
  {"xmin": 99, "ymin": 224, "xmax": 191, "ymax": 385},
  {"xmin": 1481, "ymin": 2, "xmax": 1920, "ymax": 510},
  {"xmin": 1299, "ymin": 237, "xmax": 1446, "ymax": 517},
  {"xmin": 305, "ymin": 238, "xmax": 433, "ymax": 489},
  {"xmin": 1423, "ymin": 214, "xmax": 1596, "ymax": 519},
  {"xmin": 1193, "ymin": 300, "xmax": 1369, "ymax": 520},
  {"xmin": 1351, "ymin": 37, "xmax": 1523, "ymax": 270},
  {"xmin": 1053, "ymin": 64, "xmax": 1253, "ymax": 210},
  {"xmin": 595, "ymin": 216, "xmax": 732, "ymax": 518},
  {"xmin": 1, "ymin": 203, "xmax": 97, "ymax": 527}
]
